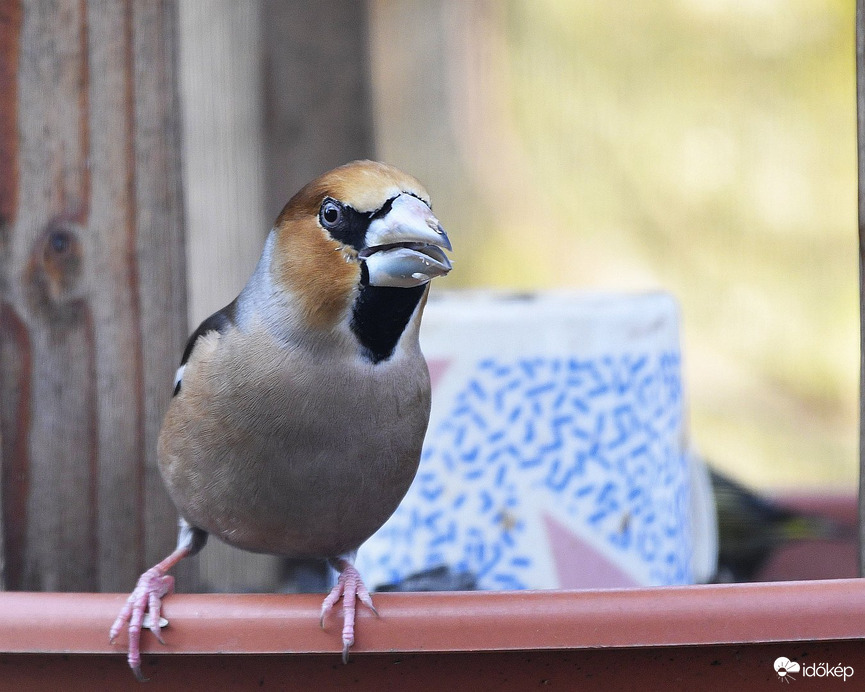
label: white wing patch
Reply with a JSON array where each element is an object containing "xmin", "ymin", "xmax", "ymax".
[{"xmin": 173, "ymin": 364, "xmax": 186, "ymax": 391}]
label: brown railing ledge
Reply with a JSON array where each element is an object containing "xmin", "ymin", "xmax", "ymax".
[
  {"xmin": 1, "ymin": 579, "xmax": 865, "ymax": 654},
  {"xmin": 2, "ymin": 580, "xmax": 865, "ymax": 689}
]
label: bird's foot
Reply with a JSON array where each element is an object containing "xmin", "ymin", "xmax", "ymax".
[
  {"xmin": 109, "ymin": 565, "xmax": 175, "ymax": 682},
  {"xmin": 320, "ymin": 559, "xmax": 378, "ymax": 663}
]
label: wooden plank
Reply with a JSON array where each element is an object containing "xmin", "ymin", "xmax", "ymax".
[
  {"xmin": 175, "ymin": 0, "xmax": 378, "ymax": 593},
  {"xmin": 177, "ymin": 0, "xmax": 279, "ymax": 593},
  {"xmin": 0, "ymin": 0, "xmax": 185, "ymax": 592},
  {"xmin": 2, "ymin": 645, "xmax": 864, "ymax": 692},
  {"xmin": 258, "ymin": 0, "xmax": 377, "ymax": 592},
  {"xmin": 5, "ymin": 580, "xmax": 865, "ymax": 653},
  {"xmin": 127, "ymin": 0, "xmax": 188, "ymax": 584},
  {"xmin": 0, "ymin": 0, "xmax": 23, "ymax": 592},
  {"xmin": 1, "ymin": 0, "xmax": 380, "ymax": 594},
  {"xmin": 366, "ymin": 0, "xmax": 480, "ymax": 268},
  {"xmin": 178, "ymin": 0, "xmax": 267, "ymax": 329},
  {"xmin": 260, "ymin": 0, "xmax": 375, "ymax": 220}
]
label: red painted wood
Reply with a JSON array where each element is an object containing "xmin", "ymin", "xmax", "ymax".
[
  {"xmin": 3, "ymin": 583, "xmax": 865, "ymax": 689},
  {"xmin": 2, "ymin": 643, "xmax": 863, "ymax": 692},
  {"xmin": 2, "ymin": 580, "xmax": 865, "ymax": 656}
]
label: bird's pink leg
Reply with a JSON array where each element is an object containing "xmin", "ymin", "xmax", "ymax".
[
  {"xmin": 109, "ymin": 545, "xmax": 191, "ymax": 682},
  {"xmin": 320, "ymin": 557, "xmax": 378, "ymax": 663}
]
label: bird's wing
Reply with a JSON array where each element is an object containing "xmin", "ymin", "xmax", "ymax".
[{"xmin": 172, "ymin": 300, "xmax": 237, "ymax": 396}]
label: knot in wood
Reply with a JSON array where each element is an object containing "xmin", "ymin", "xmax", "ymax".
[{"xmin": 26, "ymin": 219, "xmax": 85, "ymax": 323}]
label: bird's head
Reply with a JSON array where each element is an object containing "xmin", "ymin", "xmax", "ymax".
[{"xmin": 269, "ymin": 161, "xmax": 452, "ymax": 357}]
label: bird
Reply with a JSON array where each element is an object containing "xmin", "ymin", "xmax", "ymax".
[
  {"xmin": 109, "ymin": 160, "xmax": 453, "ymax": 680},
  {"xmin": 710, "ymin": 468, "xmax": 855, "ymax": 582},
  {"xmin": 375, "ymin": 565, "xmax": 478, "ymax": 593}
]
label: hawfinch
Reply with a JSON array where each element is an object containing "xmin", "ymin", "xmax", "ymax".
[{"xmin": 109, "ymin": 160, "xmax": 452, "ymax": 680}]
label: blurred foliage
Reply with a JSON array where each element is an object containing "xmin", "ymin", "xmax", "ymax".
[{"xmin": 474, "ymin": 0, "xmax": 857, "ymax": 488}]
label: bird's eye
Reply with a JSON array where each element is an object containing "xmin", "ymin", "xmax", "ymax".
[{"xmin": 320, "ymin": 199, "xmax": 343, "ymax": 229}]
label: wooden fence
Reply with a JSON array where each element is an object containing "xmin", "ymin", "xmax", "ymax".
[{"xmin": 0, "ymin": 0, "xmax": 376, "ymax": 594}]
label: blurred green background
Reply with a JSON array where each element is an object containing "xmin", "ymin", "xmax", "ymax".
[{"xmin": 371, "ymin": 0, "xmax": 858, "ymax": 491}]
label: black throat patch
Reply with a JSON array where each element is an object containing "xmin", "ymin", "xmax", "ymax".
[{"xmin": 350, "ymin": 284, "xmax": 426, "ymax": 364}]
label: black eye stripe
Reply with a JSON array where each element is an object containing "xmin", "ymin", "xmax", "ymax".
[
  {"xmin": 319, "ymin": 198, "xmax": 369, "ymax": 251},
  {"xmin": 367, "ymin": 197, "xmax": 395, "ymax": 221},
  {"xmin": 367, "ymin": 193, "xmax": 430, "ymax": 221},
  {"xmin": 319, "ymin": 192, "xmax": 431, "ymax": 252}
]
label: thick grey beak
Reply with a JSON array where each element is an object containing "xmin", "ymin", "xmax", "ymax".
[{"xmin": 361, "ymin": 194, "xmax": 453, "ymax": 288}]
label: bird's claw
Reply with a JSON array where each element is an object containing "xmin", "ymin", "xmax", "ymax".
[
  {"xmin": 320, "ymin": 562, "xmax": 376, "ymax": 663},
  {"xmin": 109, "ymin": 566, "xmax": 175, "ymax": 678},
  {"xmin": 132, "ymin": 665, "xmax": 148, "ymax": 684}
]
